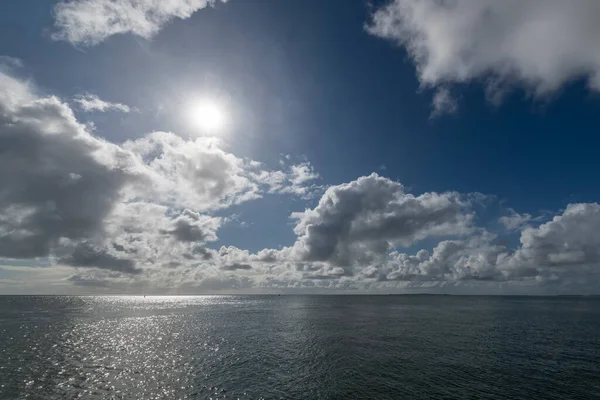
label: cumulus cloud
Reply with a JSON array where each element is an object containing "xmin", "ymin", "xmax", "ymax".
[
  {"xmin": 289, "ymin": 174, "xmax": 475, "ymax": 271},
  {"xmin": 123, "ymin": 132, "xmax": 263, "ymax": 210},
  {"xmin": 0, "ymin": 76, "xmax": 138, "ymax": 260},
  {"xmin": 52, "ymin": 0, "xmax": 227, "ymax": 46},
  {"xmin": 99, "ymin": 202, "xmax": 222, "ymax": 271},
  {"xmin": 512, "ymin": 203, "xmax": 600, "ymax": 269},
  {"xmin": 379, "ymin": 234, "xmax": 511, "ymax": 282},
  {"xmin": 0, "ymin": 69, "xmax": 316, "ymax": 289},
  {"xmin": 255, "ymin": 182, "xmax": 600, "ymax": 293},
  {"xmin": 348, "ymin": 204, "xmax": 600, "ymax": 289},
  {"xmin": 73, "ymin": 93, "xmax": 132, "ymax": 113},
  {"xmin": 367, "ymin": 0, "xmax": 600, "ymax": 110},
  {"xmin": 160, "ymin": 209, "xmax": 219, "ymax": 243}
]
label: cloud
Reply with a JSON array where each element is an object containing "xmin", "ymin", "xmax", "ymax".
[
  {"xmin": 0, "ymin": 56, "xmax": 23, "ymax": 69},
  {"xmin": 65, "ymin": 260, "xmax": 256, "ymax": 293},
  {"xmin": 73, "ymin": 93, "xmax": 132, "ymax": 113},
  {"xmin": 5, "ymin": 65, "xmax": 600, "ymax": 293},
  {"xmin": 159, "ymin": 209, "xmax": 220, "ymax": 242},
  {"xmin": 59, "ymin": 243, "xmax": 141, "ymax": 274},
  {"xmin": 52, "ymin": 0, "xmax": 227, "ymax": 46},
  {"xmin": 289, "ymin": 162, "xmax": 320, "ymax": 186},
  {"xmin": 0, "ymin": 69, "xmax": 317, "ymax": 286},
  {"xmin": 367, "ymin": 0, "xmax": 600, "ymax": 111},
  {"xmin": 288, "ymin": 173, "xmax": 475, "ymax": 271},
  {"xmin": 0, "ymin": 75, "xmax": 137, "ymax": 260},
  {"xmin": 59, "ymin": 199, "xmax": 600, "ymax": 293},
  {"xmin": 512, "ymin": 203, "xmax": 600, "ymax": 269},
  {"xmin": 259, "ymin": 160, "xmax": 322, "ymax": 199},
  {"xmin": 499, "ymin": 209, "xmax": 533, "ymax": 231},
  {"xmin": 355, "ymin": 204, "xmax": 600, "ymax": 288},
  {"xmin": 256, "ymin": 182, "xmax": 600, "ymax": 293},
  {"xmin": 123, "ymin": 132, "xmax": 260, "ymax": 210},
  {"xmin": 221, "ymin": 263, "xmax": 252, "ymax": 271},
  {"xmin": 122, "ymin": 132, "xmax": 318, "ymax": 210},
  {"xmin": 380, "ymin": 234, "xmax": 510, "ymax": 282},
  {"xmin": 431, "ymin": 87, "xmax": 457, "ymax": 117},
  {"xmin": 99, "ymin": 202, "xmax": 222, "ymax": 271}
]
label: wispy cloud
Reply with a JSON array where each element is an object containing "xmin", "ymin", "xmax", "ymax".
[
  {"xmin": 431, "ymin": 87, "xmax": 457, "ymax": 118},
  {"xmin": 73, "ymin": 93, "xmax": 133, "ymax": 113}
]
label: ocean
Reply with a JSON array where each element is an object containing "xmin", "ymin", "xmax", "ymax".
[{"xmin": 1, "ymin": 295, "xmax": 599, "ymax": 399}]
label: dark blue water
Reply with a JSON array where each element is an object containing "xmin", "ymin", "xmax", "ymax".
[{"xmin": 1, "ymin": 295, "xmax": 600, "ymax": 399}]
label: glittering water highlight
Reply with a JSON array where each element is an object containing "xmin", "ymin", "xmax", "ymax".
[{"xmin": 2, "ymin": 295, "xmax": 600, "ymax": 399}]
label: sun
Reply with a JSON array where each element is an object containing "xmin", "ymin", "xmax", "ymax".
[{"xmin": 188, "ymin": 100, "xmax": 226, "ymax": 133}]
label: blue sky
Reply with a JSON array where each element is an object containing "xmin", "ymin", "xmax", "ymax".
[{"xmin": 1, "ymin": 0, "xmax": 600, "ymax": 294}]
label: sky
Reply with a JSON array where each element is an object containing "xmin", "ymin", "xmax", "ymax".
[{"xmin": 1, "ymin": 0, "xmax": 600, "ymax": 295}]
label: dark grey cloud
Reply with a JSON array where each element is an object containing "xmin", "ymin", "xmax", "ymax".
[
  {"xmin": 0, "ymin": 90, "xmax": 134, "ymax": 260},
  {"xmin": 160, "ymin": 209, "xmax": 218, "ymax": 242},
  {"xmin": 192, "ymin": 246, "xmax": 214, "ymax": 260},
  {"xmin": 221, "ymin": 263, "xmax": 253, "ymax": 271},
  {"xmin": 60, "ymin": 244, "xmax": 140, "ymax": 274}
]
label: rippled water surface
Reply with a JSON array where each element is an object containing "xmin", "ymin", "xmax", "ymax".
[{"xmin": 1, "ymin": 295, "xmax": 600, "ymax": 399}]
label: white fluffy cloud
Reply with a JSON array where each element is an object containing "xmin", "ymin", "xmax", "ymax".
[
  {"xmin": 512, "ymin": 203, "xmax": 600, "ymax": 270},
  {"xmin": 121, "ymin": 132, "xmax": 319, "ymax": 210},
  {"xmin": 279, "ymin": 202, "xmax": 600, "ymax": 291},
  {"xmin": 250, "ymin": 184, "xmax": 600, "ymax": 293},
  {"xmin": 123, "ymin": 132, "xmax": 260, "ymax": 210},
  {"xmin": 368, "ymin": 0, "xmax": 600, "ymax": 112},
  {"xmin": 289, "ymin": 174, "xmax": 475, "ymax": 270},
  {"xmin": 73, "ymin": 93, "xmax": 132, "ymax": 113},
  {"xmin": 52, "ymin": 0, "xmax": 227, "ymax": 46},
  {"xmin": 379, "ymin": 234, "xmax": 509, "ymax": 282}
]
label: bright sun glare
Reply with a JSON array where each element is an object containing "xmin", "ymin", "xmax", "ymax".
[{"xmin": 189, "ymin": 100, "xmax": 226, "ymax": 133}]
